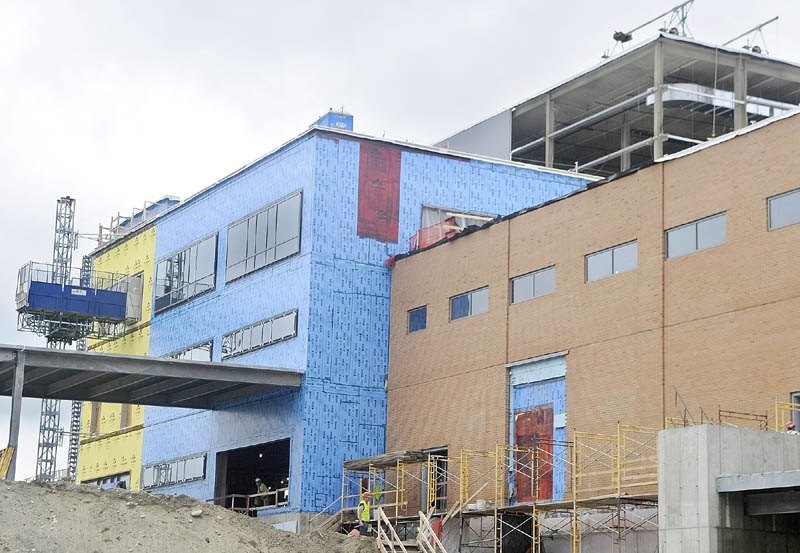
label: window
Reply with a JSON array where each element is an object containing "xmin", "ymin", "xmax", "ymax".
[
  {"xmin": 450, "ymin": 287, "xmax": 489, "ymax": 321},
  {"xmin": 141, "ymin": 454, "xmax": 206, "ymax": 490},
  {"xmin": 408, "ymin": 306, "xmax": 427, "ymax": 333},
  {"xmin": 168, "ymin": 340, "xmax": 213, "ymax": 362},
  {"xmin": 154, "ymin": 234, "xmax": 218, "ymax": 313},
  {"xmin": 421, "ymin": 205, "xmax": 494, "ymax": 229},
  {"xmin": 666, "ymin": 213, "xmax": 726, "ymax": 258},
  {"xmin": 83, "ymin": 472, "xmax": 131, "ymax": 489},
  {"xmin": 511, "ymin": 266, "xmax": 556, "ymax": 304},
  {"xmin": 221, "ymin": 310, "xmax": 298, "ymax": 360},
  {"xmin": 120, "ymin": 404, "xmax": 132, "ymax": 429},
  {"xmin": 90, "ymin": 402, "xmax": 101, "ymax": 434},
  {"xmin": 107, "ymin": 272, "xmax": 144, "ymax": 321},
  {"xmin": 226, "ymin": 191, "xmax": 302, "ymax": 282},
  {"xmin": 586, "ymin": 240, "xmax": 637, "ymax": 282},
  {"xmin": 768, "ymin": 188, "xmax": 800, "ymax": 230}
]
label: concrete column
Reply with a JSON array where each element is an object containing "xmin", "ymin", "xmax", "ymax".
[
  {"xmin": 620, "ymin": 115, "xmax": 631, "ymax": 171},
  {"xmin": 545, "ymin": 93, "xmax": 555, "ymax": 168},
  {"xmin": 6, "ymin": 351, "xmax": 25, "ymax": 480},
  {"xmin": 734, "ymin": 56, "xmax": 748, "ymax": 130},
  {"xmin": 653, "ymin": 40, "xmax": 664, "ymax": 159}
]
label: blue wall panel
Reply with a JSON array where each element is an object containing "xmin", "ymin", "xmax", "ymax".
[
  {"xmin": 510, "ymin": 373, "xmax": 567, "ymax": 501},
  {"xmin": 301, "ymin": 136, "xmax": 587, "ymax": 510},
  {"xmin": 143, "ymin": 136, "xmax": 316, "ymax": 507},
  {"xmin": 141, "ymin": 128, "xmax": 589, "ymax": 513}
]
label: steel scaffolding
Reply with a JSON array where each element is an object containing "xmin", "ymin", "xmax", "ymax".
[{"xmin": 34, "ymin": 197, "xmax": 78, "ymax": 481}]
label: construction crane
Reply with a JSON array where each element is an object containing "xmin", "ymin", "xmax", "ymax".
[
  {"xmin": 603, "ymin": 0, "xmax": 694, "ymax": 58},
  {"xmin": 723, "ymin": 16, "xmax": 779, "ymax": 55}
]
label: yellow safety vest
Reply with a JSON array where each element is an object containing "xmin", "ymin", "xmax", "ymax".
[{"xmin": 359, "ymin": 499, "xmax": 370, "ymax": 522}]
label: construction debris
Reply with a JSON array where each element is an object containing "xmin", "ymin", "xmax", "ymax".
[{"xmin": 0, "ymin": 480, "xmax": 376, "ymax": 553}]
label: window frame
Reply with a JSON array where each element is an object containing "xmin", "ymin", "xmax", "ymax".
[
  {"xmin": 221, "ymin": 309, "xmax": 299, "ymax": 360},
  {"xmin": 225, "ymin": 190, "xmax": 303, "ymax": 284},
  {"xmin": 166, "ymin": 339, "xmax": 214, "ymax": 362},
  {"xmin": 420, "ymin": 204, "xmax": 495, "ymax": 229},
  {"xmin": 768, "ymin": 188, "xmax": 800, "ymax": 231},
  {"xmin": 510, "ymin": 265, "xmax": 556, "ymax": 305},
  {"xmin": 585, "ymin": 240, "xmax": 638, "ymax": 283},
  {"xmin": 407, "ymin": 305, "xmax": 427, "ymax": 333},
  {"xmin": 141, "ymin": 453, "xmax": 207, "ymax": 490},
  {"xmin": 665, "ymin": 212, "xmax": 727, "ymax": 259},
  {"xmin": 449, "ymin": 286, "xmax": 489, "ymax": 322},
  {"xmin": 153, "ymin": 233, "xmax": 219, "ymax": 314}
]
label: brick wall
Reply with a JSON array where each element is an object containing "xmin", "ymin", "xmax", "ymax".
[{"xmin": 388, "ymin": 113, "xmax": 800, "ymax": 466}]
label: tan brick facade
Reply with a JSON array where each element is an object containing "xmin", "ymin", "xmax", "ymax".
[{"xmin": 387, "ymin": 113, "xmax": 800, "ymax": 460}]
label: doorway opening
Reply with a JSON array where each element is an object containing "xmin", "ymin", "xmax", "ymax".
[{"xmin": 215, "ymin": 438, "xmax": 290, "ymax": 513}]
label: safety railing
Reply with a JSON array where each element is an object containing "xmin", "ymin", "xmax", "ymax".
[
  {"xmin": 775, "ymin": 401, "xmax": 800, "ymax": 432},
  {"xmin": 377, "ymin": 507, "xmax": 409, "ymax": 553},
  {"xmin": 210, "ymin": 487, "xmax": 288, "ymax": 514},
  {"xmin": 417, "ymin": 510, "xmax": 448, "ymax": 553}
]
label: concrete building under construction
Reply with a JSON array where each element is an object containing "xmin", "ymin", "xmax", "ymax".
[
  {"xmin": 68, "ymin": 113, "xmax": 591, "ymax": 528},
  {"xmin": 437, "ymin": 32, "xmax": 800, "ymax": 175},
  {"xmin": 385, "ymin": 107, "xmax": 800, "ymax": 552}
]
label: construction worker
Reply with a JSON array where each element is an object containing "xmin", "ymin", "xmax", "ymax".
[
  {"xmin": 254, "ymin": 478, "xmax": 268, "ymax": 507},
  {"xmin": 786, "ymin": 421, "xmax": 799, "ymax": 435},
  {"xmin": 357, "ymin": 490, "xmax": 371, "ymax": 536}
]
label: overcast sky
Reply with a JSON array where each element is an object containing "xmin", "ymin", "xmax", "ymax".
[{"xmin": 1, "ymin": 0, "xmax": 798, "ymax": 481}]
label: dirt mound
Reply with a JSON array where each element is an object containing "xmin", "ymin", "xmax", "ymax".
[{"xmin": 0, "ymin": 480, "xmax": 375, "ymax": 553}]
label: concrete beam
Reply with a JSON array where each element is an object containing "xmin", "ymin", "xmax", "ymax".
[
  {"xmin": 512, "ymin": 88, "xmax": 655, "ymax": 156},
  {"xmin": 653, "ymin": 40, "xmax": 665, "ymax": 159},
  {"xmin": 717, "ymin": 469, "xmax": 800, "ymax": 492},
  {"xmin": 665, "ymin": 38, "xmax": 800, "ymax": 84},
  {"xmin": 0, "ymin": 345, "xmax": 302, "ymax": 387},
  {"xmin": 734, "ymin": 56, "xmax": 748, "ymax": 129},
  {"xmin": 621, "ymin": 115, "xmax": 631, "ymax": 171},
  {"xmin": 6, "ymin": 352, "xmax": 25, "ymax": 480},
  {"xmin": 544, "ymin": 94, "xmax": 555, "ymax": 168},
  {"xmin": 745, "ymin": 490, "xmax": 800, "ymax": 516}
]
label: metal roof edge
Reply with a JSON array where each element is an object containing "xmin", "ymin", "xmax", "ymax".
[
  {"xmin": 395, "ymin": 107, "xmax": 800, "ymax": 266},
  {"xmin": 314, "ymin": 126, "xmax": 601, "ymax": 180},
  {"xmin": 94, "ymin": 124, "xmax": 599, "ymax": 256},
  {"xmin": 657, "ymin": 107, "xmax": 800, "ymax": 163}
]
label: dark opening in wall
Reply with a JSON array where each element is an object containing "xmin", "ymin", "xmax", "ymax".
[{"xmin": 215, "ymin": 438, "xmax": 290, "ymax": 514}]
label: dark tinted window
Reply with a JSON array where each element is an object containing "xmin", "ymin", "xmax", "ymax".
[
  {"xmin": 154, "ymin": 234, "xmax": 218, "ymax": 313},
  {"xmin": 225, "ymin": 191, "xmax": 302, "ymax": 282},
  {"xmin": 408, "ymin": 306, "xmax": 427, "ymax": 333},
  {"xmin": 450, "ymin": 287, "xmax": 489, "ymax": 321}
]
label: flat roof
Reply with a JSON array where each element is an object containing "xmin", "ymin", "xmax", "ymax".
[
  {"xmin": 440, "ymin": 32, "xmax": 800, "ymax": 147},
  {"xmin": 394, "ymin": 108, "xmax": 800, "ymax": 264},
  {"xmin": 92, "ymin": 125, "xmax": 598, "ymax": 258},
  {"xmin": 0, "ymin": 345, "xmax": 303, "ymax": 410}
]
